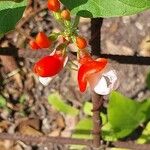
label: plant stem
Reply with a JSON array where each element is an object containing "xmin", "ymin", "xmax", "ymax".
[
  {"xmin": 73, "ymin": 15, "xmax": 80, "ymax": 29},
  {"xmin": 91, "ymin": 92, "xmax": 103, "ymax": 148},
  {"xmin": 90, "ymin": 18, "xmax": 104, "ymax": 148}
]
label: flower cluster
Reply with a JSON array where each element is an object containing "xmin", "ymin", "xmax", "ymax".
[{"xmin": 29, "ymin": 0, "xmax": 118, "ymax": 95}]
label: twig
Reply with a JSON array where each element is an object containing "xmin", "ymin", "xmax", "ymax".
[
  {"xmin": 91, "ymin": 92, "xmax": 103, "ymax": 148},
  {"xmin": 0, "ymin": 133, "xmax": 92, "ymax": 146},
  {"xmin": 15, "ymin": 4, "xmax": 48, "ymax": 40},
  {"xmin": 17, "ymin": 4, "xmax": 47, "ymax": 28},
  {"xmin": 112, "ymin": 141, "xmax": 150, "ymax": 150}
]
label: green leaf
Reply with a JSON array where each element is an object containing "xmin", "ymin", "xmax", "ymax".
[
  {"xmin": 0, "ymin": 0, "xmax": 27, "ymax": 35},
  {"xmin": 60, "ymin": 0, "xmax": 150, "ymax": 18},
  {"xmin": 83, "ymin": 102, "xmax": 93, "ymax": 116},
  {"xmin": 0, "ymin": 0, "xmax": 23, "ymax": 2},
  {"xmin": 48, "ymin": 92, "xmax": 79, "ymax": 116},
  {"xmin": 137, "ymin": 122, "xmax": 150, "ymax": 144},
  {"xmin": 102, "ymin": 122, "xmax": 118, "ymax": 141},
  {"xmin": 0, "ymin": 95, "xmax": 7, "ymax": 108},
  {"xmin": 70, "ymin": 118, "xmax": 93, "ymax": 150},
  {"xmin": 108, "ymin": 91, "xmax": 150, "ymax": 138}
]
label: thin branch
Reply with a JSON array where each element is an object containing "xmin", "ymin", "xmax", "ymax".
[
  {"xmin": 112, "ymin": 141, "xmax": 150, "ymax": 150},
  {"xmin": 16, "ymin": 4, "xmax": 47, "ymax": 28},
  {"xmin": 91, "ymin": 92, "xmax": 103, "ymax": 148},
  {"xmin": 0, "ymin": 133, "xmax": 92, "ymax": 146}
]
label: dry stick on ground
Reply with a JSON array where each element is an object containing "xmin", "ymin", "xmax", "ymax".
[
  {"xmin": 90, "ymin": 18, "xmax": 104, "ymax": 148},
  {"xmin": 0, "ymin": 133, "xmax": 93, "ymax": 146}
]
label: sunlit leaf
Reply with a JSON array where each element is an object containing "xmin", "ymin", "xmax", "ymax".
[
  {"xmin": 60, "ymin": 0, "xmax": 150, "ymax": 18},
  {"xmin": 0, "ymin": 0, "xmax": 27, "ymax": 34},
  {"xmin": 48, "ymin": 92, "xmax": 79, "ymax": 116},
  {"xmin": 137, "ymin": 122, "xmax": 150, "ymax": 144},
  {"xmin": 108, "ymin": 91, "xmax": 150, "ymax": 138},
  {"xmin": 70, "ymin": 118, "xmax": 93, "ymax": 150}
]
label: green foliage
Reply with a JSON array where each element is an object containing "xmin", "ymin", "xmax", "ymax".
[
  {"xmin": 48, "ymin": 92, "xmax": 79, "ymax": 116},
  {"xmin": 70, "ymin": 118, "xmax": 93, "ymax": 150},
  {"xmin": 83, "ymin": 101, "xmax": 93, "ymax": 116},
  {"xmin": 0, "ymin": 95, "xmax": 7, "ymax": 108},
  {"xmin": 60, "ymin": 0, "xmax": 150, "ymax": 18},
  {"xmin": 108, "ymin": 91, "xmax": 150, "ymax": 138},
  {"xmin": 102, "ymin": 122, "xmax": 118, "ymax": 141},
  {"xmin": 48, "ymin": 91, "xmax": 150, "ymax": 144},
  {"xmin": 0, "ymin": 0, "xmax": 27, "ymax": 35},
  {"xmin": 0, "ymin": 0, "xmax": 23, "ymax": 2},
  {"xmin": 137, "ymin": 122, "xmax": 150, "ymax": 144}
]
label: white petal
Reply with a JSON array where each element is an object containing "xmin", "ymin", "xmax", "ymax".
[
  {"xmin": 50, "ymin": 49, "xmax": 56, "ymax": 56},
  {"xmin": 63, "ymin": 56, "xmax": 68, "ymax": 67},
  {"xmin": 94, "ymin": 69, "xmax": 118, "ymax": 95},
  {"xmin": 39, "ymin": 76, "xmax": 53, "ymax": 86}
]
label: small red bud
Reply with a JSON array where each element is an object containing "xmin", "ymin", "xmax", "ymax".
[
  {"xmin": 61, "ymin": 9, "xmax": 71, "ymax": 20},
  {"xmin": 29, "ymin": 40, "xmax": 40, "ymax": 50},
  {"xmin": 35, "ymin": 32, "xmax": 52, "ymax": 48},
  {"xmin": 76, "ymin": 36, "xmax": 87, "ymax": 49},
  {"xmin": 47, "ymin": 0, "xmax": 60, "ymax": 12}
]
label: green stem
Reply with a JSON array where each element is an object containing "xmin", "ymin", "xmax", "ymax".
[
  {"xmin": 53, "ymin": 12, "xmax": 65, "ymax": 29},
  {"xmin": 73, "ymin": 15, "xmax": 80, "ymax": 29}
]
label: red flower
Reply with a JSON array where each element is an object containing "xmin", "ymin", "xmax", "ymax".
[
  {"xmin": 78, "ymin": 57, "xmax": 108, "ymax": 92},
  {"xmin": 33, "ymin": 53, "xmax": 64, "ymax": 77}
]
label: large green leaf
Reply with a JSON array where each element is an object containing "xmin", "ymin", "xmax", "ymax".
[
  {"xmin": 48, "ymin": 92, "xmax": 79, "ymax": 116},
  {"xmin": 0, "ymin": 0, "xmax": 27, "ymax": 35},
  {"xmin": 60, "ymin": 0, "xmax": 150, "ymax": 18},
  {"xmin": 108, "ymin": 91, "xmax": 150, "ymax": 138}
]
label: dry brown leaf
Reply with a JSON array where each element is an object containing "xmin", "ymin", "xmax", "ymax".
[
  {"xmin": 18, "ymin": 118, "xmax": 41, "ymax": 130},
  {"xmin": 19, "ymin": 125, "xmax": 43, "ymax": 136},
  {"xmin": 0, "ymin": 121, "xmax": 11, "ymax": 131},
  {"xmin": 48, "ymin": 128, "xmax": 61, "ymax": 137},
  {"xmin": 61, "ymin": 115, "xmax": 78, "ymax": 137},
  {"xmin": 56, "ymin": 114, "xmax": 65, "ymax": 129},
  {"xmin": 0, "ymin": 140, "xmax": 14, "ymax": 150}
]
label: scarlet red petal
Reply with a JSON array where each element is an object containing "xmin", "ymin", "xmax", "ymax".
[
  {"xmin": 78, "ymin": 58, "xmax": 108, "ymax": 92},
  {"xmin": 33, "ymin": 55, "xmax": 64, "ymax": 77}
]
